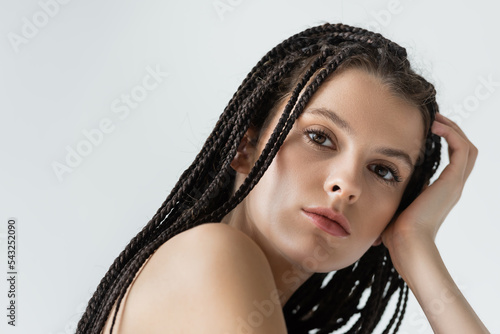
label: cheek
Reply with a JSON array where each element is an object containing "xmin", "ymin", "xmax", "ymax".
[
  {"xmin": 246, "ymin": 140, "xmax": 314, "ymax": 218},
  {"xmin": 362, "ymin": 188, "xmax": 404, "ymax": 234},
  {"xmin": 352, "ymin": 177, "xmax": 405, "ymax": 237},
  {"xmin": 253, "ymin": 148, "xmax": 304, "ymax": 201}
]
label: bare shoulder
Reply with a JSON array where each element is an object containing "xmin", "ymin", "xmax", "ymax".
[{"xmin": 110, "ymin": 223, "xmax": 287, "ymax": 334}]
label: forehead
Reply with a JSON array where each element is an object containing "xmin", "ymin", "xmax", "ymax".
[{"xmin": 302, "ymin": 68, "xmax": 426, "ymax": 159}]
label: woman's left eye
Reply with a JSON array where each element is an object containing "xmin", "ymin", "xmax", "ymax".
[
  {"xmin": 369, "ymin": 164, "xmax": 401, "ymax": 183},
  {"xmin": 305, "ymin": 129, "xmax": 334, "ymax": 148}
]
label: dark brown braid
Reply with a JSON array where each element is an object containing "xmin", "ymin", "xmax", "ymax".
[{"xmin": 76, "ymin": 23, "xmax": 441, "ymax": 334}]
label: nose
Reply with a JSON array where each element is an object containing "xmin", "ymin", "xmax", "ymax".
[{"xmin": 324, "ymin": 165, "xmax": 362, "ymax": 206}]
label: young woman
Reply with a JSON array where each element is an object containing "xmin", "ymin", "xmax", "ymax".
[{"xmin": 76, "ymin": 23, "xmax": 489, "ymax": 333}]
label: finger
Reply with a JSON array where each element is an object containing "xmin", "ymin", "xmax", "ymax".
[
  {"xmin": 434, "ymin": 115, "xmax": 478, "ymax": 180},
  {"xmin": 431, "ymin": 121, "xmax": 469, "ymax": 180},
  {"xmin": 435, "ymin": 113, "xmax": 468, "ymax": 139},
  {"xmin": 462, "ymin": 137, "xmax": 478, "ymax": 181}
]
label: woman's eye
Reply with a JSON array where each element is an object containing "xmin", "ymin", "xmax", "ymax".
[
  {"xmin": 306, "ymin": 130, "xmax": 334, "ymax": 148},
  {"xmin": 369, "ymin": 164, "xmax": 401, "ymax": 183}
]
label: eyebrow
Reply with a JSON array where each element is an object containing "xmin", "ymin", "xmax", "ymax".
[
  {"xmin": 374, "ymin": 148, "xmax": 414, "ymax": 170},
  {"xmin": 304, "ymin": 107, "xmax": 353, "ymax": 134},
  {"xmin": 303, "ymin": 107, "xmax": 415, "ymax": 170}
]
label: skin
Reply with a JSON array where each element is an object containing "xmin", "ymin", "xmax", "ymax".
[
  {"xmin": 224, "ymin": 68, "xmax": 489, "ymax": 332},
  {"xmin": 99, "ymin": 67, "xmax": 487, "ymax": 334},
  {"xmin": 224, "ymin": 67, "xmax": 425, "ymax": 306},
  {"xmin": 382, "ymin": 112, "xmax": 488, "ymax": 333}
]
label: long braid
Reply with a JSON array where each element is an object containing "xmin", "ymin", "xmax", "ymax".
[
  {"xmin": 77, "ymin": 23, "xmax": 441, "ymax": 334},
  {"xmin": 392, "ymin": 284, "xmax": 410, "ymax": 333},
  {"xmin": 381, "ymin": 280, "xmax": 408, "ymax": 334},
  {"xmin": 76, "ymin": 30, "xmax": 296, "ymax": 334},
  {"xmin": 76, "ymin": 20, "xmax": 314, "ymax": 332},
  {"xmin": 202, "ymin": 49, "xmax": 337, "ymax": 224},
  {"xmin": 102, "ymin": 48, "xmax": 343, "ymax": 334},
  {"xmin": 80, "ymin": 43, "xmax": 306, "ymax": 334}
]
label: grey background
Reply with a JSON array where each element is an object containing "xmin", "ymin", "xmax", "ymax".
[{"xmin": 0, "ymin": 0, "xmax": 498, "ymax": 333}]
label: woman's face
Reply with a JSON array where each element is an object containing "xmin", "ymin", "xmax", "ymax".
[{"xmin": 236, "ymin": 68, "xmax": 425, "ymax": 272}]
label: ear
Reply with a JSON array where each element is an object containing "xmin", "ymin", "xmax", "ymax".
[{"xmin": 230, "ymin": 127, "xmax": 259, "ymax": 175}]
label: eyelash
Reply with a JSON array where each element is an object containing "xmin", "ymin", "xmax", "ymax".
[
  {"xmin": 303, "ymin": 128, "xmax": 403, "ymax": 185},
  {"xmin": 304, "ymin": 128, "xmax": 335, "ymax": 149}
]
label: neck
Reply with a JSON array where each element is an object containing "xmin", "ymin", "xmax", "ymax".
[{"xmin": 221, "ymin": 202, "xmax": 314, "ymax": 308}]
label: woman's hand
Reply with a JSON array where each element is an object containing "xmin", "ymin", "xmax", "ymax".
[
  {"xmin": 381, "ymin": 113, "xmax": 489, "ymax": 333},
  {"xmin": 381, "ymin": 112, "xmax": 478, "ymax": 256}
]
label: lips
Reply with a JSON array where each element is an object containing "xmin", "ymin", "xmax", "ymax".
[{"xmin": 302, "ymin": 207, "xmax": 351, "ymax": 237}]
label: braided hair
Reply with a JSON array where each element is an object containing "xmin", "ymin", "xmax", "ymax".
[{"xmin": 76, "ymin": 23, "xmax": 441, "ymax": 334}]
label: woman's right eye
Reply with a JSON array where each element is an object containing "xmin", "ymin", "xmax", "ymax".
[{"xmin": 304, "ymin": 129, "xmax": 335, "ymax": 149}]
